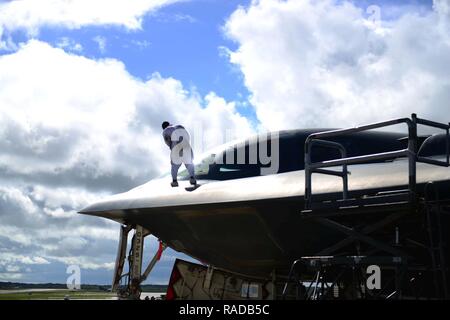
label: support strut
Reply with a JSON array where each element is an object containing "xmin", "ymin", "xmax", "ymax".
[
  {"xmin": 112, "ymin": 225, "xmax": 132, "ymax": 292},
  {"xmin": 111, "ymin": 224, "xmax": 167, "ymax": 299}
]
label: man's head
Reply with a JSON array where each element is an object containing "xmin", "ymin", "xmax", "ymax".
[{"xmin": 162, "ymin": 121, "xmax": 170, "ymax": 130}]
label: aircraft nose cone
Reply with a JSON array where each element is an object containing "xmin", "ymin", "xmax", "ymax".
[{"xmin": 78, "ymin": 203, "xmax": 98, "ymax": 214}]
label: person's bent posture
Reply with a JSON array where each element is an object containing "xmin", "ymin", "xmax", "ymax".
[{"xmin": 162, "ymin": 121, "xmax": 196, "ymax": 187}]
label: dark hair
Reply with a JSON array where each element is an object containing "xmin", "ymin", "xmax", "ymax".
[{"xmin": 162, "ymin": 121, "xmax": 170, "ymax": 130}]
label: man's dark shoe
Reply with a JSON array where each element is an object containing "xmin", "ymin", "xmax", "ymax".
[
  {"xmin": 189, "ymin": 177, "xmax": 197, "ymax": 185},
  {"xmin": 171, "ymin": 180, "xmax": 179, "ymax": 187}
]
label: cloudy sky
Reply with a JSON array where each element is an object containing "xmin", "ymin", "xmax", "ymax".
[{"xmin": 0, "ymin": 0, "xmax": 449, "ymax": 284}]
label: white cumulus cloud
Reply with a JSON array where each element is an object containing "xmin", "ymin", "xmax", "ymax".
[
  {"xmin": 0, "ymin": 39, "xmax": 253, "ymax": 281},
  {"xmin": 224, "ymin": 0, "xmax": 450, "ymax": 131},
  {"xmin": 93, "ymin": 36, "xmax": 107, "ymax": 53},
  {"xmin": 0, "ymin": 40, "xmax": 253, "ymax": 191},
  {"xmin": 0, "ymin": 0, "xmax": 181, "ymax": 35},
  {"xmin": 56, "ymin": 37, "xmax": 83, "ymax": 53}
]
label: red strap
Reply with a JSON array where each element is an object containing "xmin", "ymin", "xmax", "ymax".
[{"xmin": 156, "ymin": 241, "xmax": 164, "ymax": 261}]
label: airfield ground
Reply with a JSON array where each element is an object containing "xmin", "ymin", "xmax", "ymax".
[
  {"xmin": 0, "ymin": 289, "xmax": 115, "ymax": 300},
  {"xmin": 0, "ymin": 289, "xmax": 165, "ymax": 300}
]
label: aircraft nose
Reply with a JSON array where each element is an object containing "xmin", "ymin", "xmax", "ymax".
[
  {"xmin": 78, "ymin": 194, "xmax": 128, "ymax": 215},
  {"xmin": 78, "ymin": 203, "xmax": 98, "ymax": 214}
]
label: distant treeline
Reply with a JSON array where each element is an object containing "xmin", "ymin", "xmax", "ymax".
[{"xmin": 0, "ymin": 282, "xmax": 167, "ymax": 292}]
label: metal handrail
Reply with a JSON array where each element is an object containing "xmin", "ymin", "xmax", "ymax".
[
  {"xmin": 306, "ymin": 139, "xmax": 349, "ymax": 202},
  {"xmin": 415, "ymin": 117, "xmax": 450, "ymax": 167},
  {"xmin": 304, "ymin": 114, "xmax": 450, "ymax": 210}
]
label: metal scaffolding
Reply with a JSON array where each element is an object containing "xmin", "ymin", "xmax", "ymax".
[{"xmin": 283, "ymin": 114, "xmax": 450, "ymax": 300}]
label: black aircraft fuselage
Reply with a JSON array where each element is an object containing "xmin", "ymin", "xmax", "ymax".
[{"xmin": 79, "ymin": 129, "xmax": 450, "ymax": 278}]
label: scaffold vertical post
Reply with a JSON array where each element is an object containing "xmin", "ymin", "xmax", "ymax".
[
  {"xmin": 409, "ymin": 113, "xmax": 418, "ymax": 205},
  {"xmin": 112, "ymin": 225, "xmax": 132, "ymax": 292},
  {"xmin": 305, "ymin": 141, "xmax": 311, "ymax": 209}
]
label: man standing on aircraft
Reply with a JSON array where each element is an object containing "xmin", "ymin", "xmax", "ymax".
[{"xmin": 162, "ymin": 121, "xmax": 196, "ymax": 187}]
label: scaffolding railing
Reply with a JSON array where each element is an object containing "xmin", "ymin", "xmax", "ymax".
[{"xmin": 304, "ymin": 114, "xmax": 450, "ymax": 210}]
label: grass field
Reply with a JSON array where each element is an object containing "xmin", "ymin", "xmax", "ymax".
[{"xmin": 0, "ymin": 290, "xmax": 116, "ymax": 300}]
